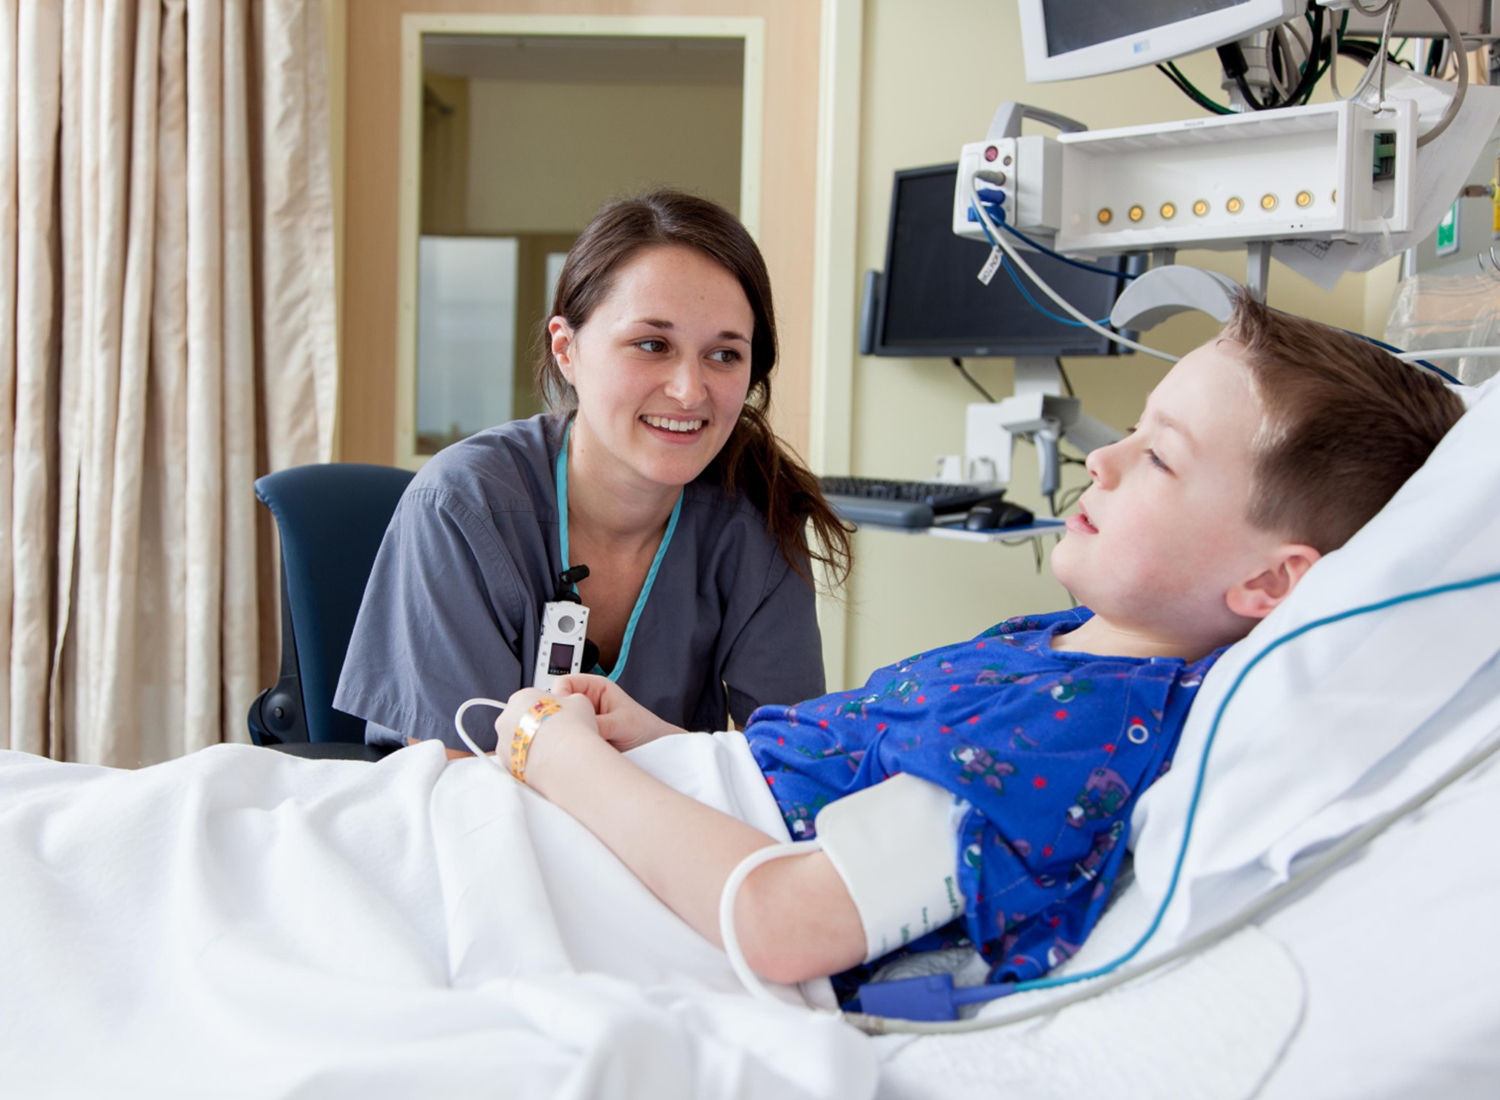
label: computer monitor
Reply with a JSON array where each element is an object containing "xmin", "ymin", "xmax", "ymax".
[
  {"xmin": 1017, "ymin": 0, "xmax": 1303, "ymax": 83},
  {"xmin": 862, "ymin": 163, "xmax": 1133, "ymax": 361}
]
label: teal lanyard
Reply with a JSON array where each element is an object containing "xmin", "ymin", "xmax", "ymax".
[{"xmin": 556, "ymin": 420, "xmax": 683, "ymax": 681}]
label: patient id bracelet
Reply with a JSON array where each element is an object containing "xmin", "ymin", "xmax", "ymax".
[{"xmin": 509, "ymin": 697, "xmax": 563, "ymax": 783}]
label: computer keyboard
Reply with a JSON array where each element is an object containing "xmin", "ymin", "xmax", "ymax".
[{"xmin": 818, "ymin": 476, "xmax": 1008, "ymax": 529}]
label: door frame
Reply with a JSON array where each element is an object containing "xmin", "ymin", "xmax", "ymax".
[
  {"xmin": 394, "ymin": 12, "xmax": 766, "ymax": 469},
  {"xmin": 809, "ymin": 0, "xmax": 863, "ymax": 687}
]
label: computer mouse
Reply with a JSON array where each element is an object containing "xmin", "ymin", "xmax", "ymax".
[{"xmin": 964, "ymin": 501, "xmax": 1035, "ymax": 530}]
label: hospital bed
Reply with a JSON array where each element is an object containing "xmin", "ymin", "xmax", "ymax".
[
  {"xmin": 0, "ymin": 375, "xmax": 1496, "ymax": 1099},
  {"xmin": 874, "ymin": 370, "xmax": 1500, "ymax": 1098}
]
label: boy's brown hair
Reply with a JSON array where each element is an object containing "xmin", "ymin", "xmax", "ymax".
[{"xmin": 1223, "ymin": 294, "xmax": 1465, "ymax": 553}]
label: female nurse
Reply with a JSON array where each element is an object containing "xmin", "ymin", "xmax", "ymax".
[{"xmin": 335, "ymin": 190, "xmax": 851, "ymax": 751}]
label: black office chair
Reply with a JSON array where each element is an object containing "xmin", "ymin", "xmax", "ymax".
[{"xmin": 248, "ymin": 463, "xmax": 415, "ymax": 761}]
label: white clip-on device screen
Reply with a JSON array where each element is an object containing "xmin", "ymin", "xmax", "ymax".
[
  {"xmin": 534, "ymin": 564, "xmax": 592, "ymax": 692},
  {"xmin": 533, "ymin": 600, "xmax": 589, "ymax": 691}
]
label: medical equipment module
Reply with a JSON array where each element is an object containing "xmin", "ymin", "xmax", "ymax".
[{"xmin": 534, "ymin": 565, "xmax": 592, "ymax": 692}]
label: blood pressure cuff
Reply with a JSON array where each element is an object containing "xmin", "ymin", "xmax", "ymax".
[{"xmin": 813, "ymin": 773, "xmax": 966, "ymax": 963}]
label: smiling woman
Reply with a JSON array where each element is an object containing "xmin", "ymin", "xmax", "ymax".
[{"xmin": 336, "ymin": 191, "xmax": 852, "ymax": 752}]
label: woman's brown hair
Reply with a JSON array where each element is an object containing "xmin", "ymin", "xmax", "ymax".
[{"xmin": 537, "ymin": 190, "xmax": 852, "ymax": 590}]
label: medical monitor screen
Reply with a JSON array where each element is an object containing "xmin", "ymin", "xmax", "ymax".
[
  {"xmin": 870, "ymin": 164, "xmax": 1130, "ymax": 360},
  {"xmin": 1018, "ymin": 0, "xmax": 1299, "ymax": 81},
  {"xmin": 1040, "ymin": 0, "xmax": 1252, "ymax": 58}
]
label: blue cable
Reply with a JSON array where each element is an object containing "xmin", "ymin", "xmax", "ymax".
[
  {"xmin": 856, "ymin": 569, "xmax": 1500, "ymax": 1021},
  {"xmin": 970, "ymin": 200, "xmax": 1113, "ymax": 329},
  {"xmin": 971, "ymin": 197, "xmax": 1137, "ymax": 281},
  {"xmin": 1000, "ymin": 249, "xmax": 1112, "ymax": 329},
  {"xmin": 1352, "ymin": 332, "xmax": 1460, "ymax": 386},
  {"xmin": 971, "ymin": 195, "xmax": 1462, "ymax": 386},
  {"xmin": 1261, "ymin": 304, "xmax": 1460, "ymax": 385}
]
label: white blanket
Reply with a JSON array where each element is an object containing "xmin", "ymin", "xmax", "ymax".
[
  {"xmin": 0, "ymin": 736, "xmax": 876, "ymax": 1100},
  {"xmin": 875, "ymin": 922, "xmax": 1306, "ymax": 1100}
]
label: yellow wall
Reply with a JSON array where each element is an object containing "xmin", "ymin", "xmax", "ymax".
[
  {"xmin": 836, "ymin": 0, "xmax": 1399, "ymax": 683},
  {"xmin": 464, "ymin": 78, "xmax": 743, "ymax": 231}
]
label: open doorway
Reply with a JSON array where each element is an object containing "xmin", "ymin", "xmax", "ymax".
[{"xmin": 397, "ymin": 17, "xmax": 763, "ymax": 466}]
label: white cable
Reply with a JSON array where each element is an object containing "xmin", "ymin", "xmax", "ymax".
[
  {"xmin": 1416, "ymin": 0, "xmax": 1468, "ymax": 147},
  {"xmin": 968, "ymin": 179, "xmax": 1178, "ymax": 364},
  {"xmin": 1379, "ymin": 2, "xmax": 1397, "ymax": 103},
  {"xmin": 1284, "ymin": 17, "xmax": 1312, "ymax": 68},
  {"xmin": 453, "ymin": 696, "xmax": 512, "ymax": 775},
  {"xmin": 968, "ymin": 183, "xmax": 1499, "ymax": 370},
  {"xmin": 1327, "ymin": 16, "xmax": 1344, "ymax": 99},
  {"xmin": 1394, "ymin": 345, "xmax": 1500, "ymax": 360},
  {"xmin": 1348, "ymin": 1, "xmax": 1398, "ymax": 102},
  {"xmin": 1372, "ymin": 6, "xmax": 1397, "ymax": 101},
  {"xmin": 1270, "ymin": 28, "xmax": 1295, "ymax": 102},
  {"xmin": 718, "ymin": 840, "xmax": 840, "ymax": 1012}
]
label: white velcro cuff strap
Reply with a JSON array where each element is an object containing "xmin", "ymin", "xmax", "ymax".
[{"xmin": 813, "ymin": 772, "xmax": 966, "ymax": 963}]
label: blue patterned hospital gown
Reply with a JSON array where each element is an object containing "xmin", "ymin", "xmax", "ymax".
[{"xmin": 744, "ymin": 609, "xmax": 1221, "ymax": 986}]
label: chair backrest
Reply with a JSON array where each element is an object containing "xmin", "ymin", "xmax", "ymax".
[{"xmin": 251, "ymin": 463, "xmax": 415, "ymax": 744}]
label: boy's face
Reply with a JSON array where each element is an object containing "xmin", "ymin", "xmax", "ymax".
[{"xmin": 1051, "ymin": 338, "xmax": 1288, "ymax": 650}]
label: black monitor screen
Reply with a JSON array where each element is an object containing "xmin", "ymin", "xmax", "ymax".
[
  {"xmin": 869, "ymin": 163, "xmax": 1130, "ymax": 359},
  {"xmin": 545, "ymin": 642, "xmax": 575, "ymax": 676}
]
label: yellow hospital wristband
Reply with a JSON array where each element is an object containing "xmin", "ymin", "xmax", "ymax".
[{"xmin": 510, "ymin": 697, "xmax": 562, "ymax": 783}]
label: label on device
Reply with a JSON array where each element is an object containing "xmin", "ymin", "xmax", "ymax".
[{"xmin": 977, "ymin": 246, "xmax": 1003, "ymax": 286}]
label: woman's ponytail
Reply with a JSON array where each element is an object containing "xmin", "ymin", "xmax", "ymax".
[{"xmin": 708, "ymin": 406, "xmax": 852, "ymax": 592}]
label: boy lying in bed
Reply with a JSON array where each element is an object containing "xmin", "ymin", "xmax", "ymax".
[{"xmin": 468, "ymin": 295, "xmax": 1463, "ymax": 989}]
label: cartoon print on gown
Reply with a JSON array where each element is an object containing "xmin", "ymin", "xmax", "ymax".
[{"xmin": 746, "ymin": 610, "xmax": 1219, "ymax": 987}]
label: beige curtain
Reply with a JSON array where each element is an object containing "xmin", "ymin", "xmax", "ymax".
[{"xmin": 1, "ymin": 0, "xmax": 338, "ymax": 766}]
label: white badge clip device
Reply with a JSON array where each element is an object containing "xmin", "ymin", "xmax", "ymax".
[{"xmin": 533, "ymin": 565, "xmax": 592, "ymax": 692}]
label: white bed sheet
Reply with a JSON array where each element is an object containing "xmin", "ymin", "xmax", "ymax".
[
  {"xmin": 874, "ymin": 718, "xmax": 1500, "ymax": 1100},
  {"xmin": 0, "ymin": 734, "xmax": 874, "ymax": 1100}
]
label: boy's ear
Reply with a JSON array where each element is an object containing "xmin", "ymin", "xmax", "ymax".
[{"xmin": 1226, "ymin": 544, "xmax": 1322, "ymax": 621}]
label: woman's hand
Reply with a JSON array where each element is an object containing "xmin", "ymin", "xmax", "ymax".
[{"xmin": 550, "ymin": 674, "xmax": 687, "ymax": 751}]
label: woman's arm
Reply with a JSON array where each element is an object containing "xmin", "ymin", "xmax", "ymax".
[
  {"xmin": 505, "ymin": 690, "xmax": 866, "ymax": 986},
  {"xmin": 723, "ymin": 563, "xmax": 828, "ymax": 727}
]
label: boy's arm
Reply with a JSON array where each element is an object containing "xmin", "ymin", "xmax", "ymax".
[{"xmin": 512, "ymin": 692, "xmax": 867, "ymax": 985}]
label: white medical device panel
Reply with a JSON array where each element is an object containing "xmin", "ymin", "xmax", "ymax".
[{"xmin": 956, "ymin": 99, "xmax": 1416, "ymax": 256}]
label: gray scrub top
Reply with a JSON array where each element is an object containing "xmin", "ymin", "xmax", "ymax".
[{"xmin": 333, "ymin": 414, "xmax": 826, "ymax": 751}]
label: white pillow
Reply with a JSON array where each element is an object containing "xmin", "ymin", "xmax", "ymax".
[{"xmin": 1128, "ymin": 371, "xmax": 1500, "ymax": 953}]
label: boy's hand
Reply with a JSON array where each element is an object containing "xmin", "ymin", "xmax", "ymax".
[
  {"xmin": 550, "ymin": 674, "xmax": 686, "ymax": 751},
  {"xmin": 486, "ymin": 687, "xmax": 600, "ymax": 786}
]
